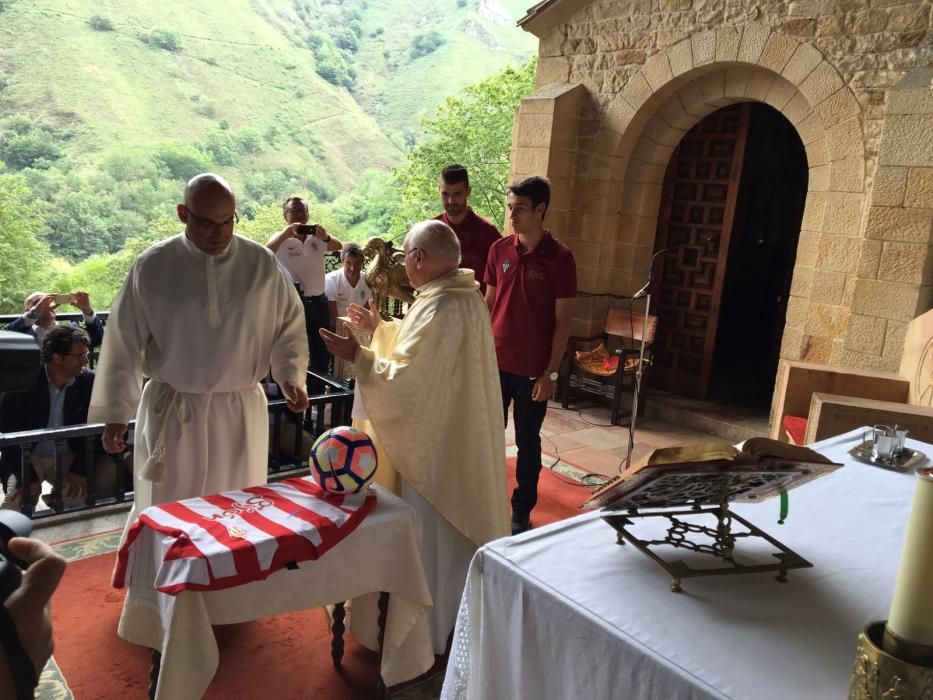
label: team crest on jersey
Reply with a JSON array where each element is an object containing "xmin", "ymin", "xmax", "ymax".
[
  {"xmin": 502, "ymin": 261, "xmax": 511, "ymax": 274},
  {"xmin": 227, "ymin": 526, "xmax": 248, "ymax": 539}
]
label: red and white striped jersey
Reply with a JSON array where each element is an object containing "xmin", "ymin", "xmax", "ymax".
[{"xmin": 113, "ymin": 476, "xmax": 376, "ymax": 595}]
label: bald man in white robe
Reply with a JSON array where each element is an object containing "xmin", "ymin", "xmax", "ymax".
[
  {"xmin": 321, "ymin": 220, "xmax": 509, "ymax": 654},
  {"xmin": 90, "ymin": 173, "xmax": 310, "ymax": 517}
]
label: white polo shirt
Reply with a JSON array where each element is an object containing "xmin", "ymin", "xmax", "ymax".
[
  {"xmin": 273, "ymin": 236, "xmax": 328, "ymax": 297},
  {"xmin": 325, "ymin": 269, "xmax": 373, "ymax": 318}
]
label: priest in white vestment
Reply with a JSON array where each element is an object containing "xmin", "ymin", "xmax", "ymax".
[
  {"xmin": 89, "ymin": 173, "xmax": 310, "ymax": 518},
  {"xmin": 321, "ymin": 220, "xmax": 509, "ymax": 654}
]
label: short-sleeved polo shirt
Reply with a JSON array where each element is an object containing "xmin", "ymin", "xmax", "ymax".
[
  {"xmin": 435, "ymin": 208, "xmax": 501, "ymax": 290},
  {"xmin": 273, "ymin": 235, "xmax": 328, "ymax": 297},
  {"xmin": 325, "ymin": 269, "xmax": 373, "ymax": 318},
  {"xmin": 485, "ymin": 231, "xmax": 577, "ymax": 377}
]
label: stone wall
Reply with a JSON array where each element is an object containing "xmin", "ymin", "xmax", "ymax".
[{"xmin": 511, "ymin": 0, "xmax": 933, "ymax": 380}]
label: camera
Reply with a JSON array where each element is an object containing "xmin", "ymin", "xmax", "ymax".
[
  {"xmin": 296, "ymin": 224, "xmax": 319, "ymax": 237},
  {"xmin": 0, "ymin": 511, "xmax": 32, "ymax": 602}
]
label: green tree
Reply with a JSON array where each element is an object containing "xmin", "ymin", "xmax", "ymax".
[
  {"xmin": 0, "ymin": 174, "xmax": 53, "ymax": 313},
  {"xmin": 390, "ymin": 57, "xmax": 536, "ymax": 236},
  {"xmin": 409, "ymin": 31, "xmax": 445, "ymax": 60},
  {"xmin": 151, "ymin": 142, "xmax": 212, "ymax": 181},
  {"xmin": 49, "ymin": 215, "xmax": 180, "ymax": 310},
  {"xmin": 0, "ymin": 130, "xmax": 62, "ymax": 169},
  {"xmin": 332, "ymin": 168, "xmax": 399, "ymax": 240}
]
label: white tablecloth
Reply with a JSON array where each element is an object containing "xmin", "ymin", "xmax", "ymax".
[
  {"xmin": 119, "ymin": 485, "xmax": 435, "ymax": 700},
  {"xmin": 442, "ymin": 428, "xmax": 927, "ymax": 700}
]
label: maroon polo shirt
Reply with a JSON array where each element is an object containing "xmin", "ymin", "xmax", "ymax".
[
  {"xmin": 435, "ymin": 208, "xmax": 501, "ymax": 289},
  {"xmin": 485, "ymin": 231, "xmax": 577, "ymax": 377}
]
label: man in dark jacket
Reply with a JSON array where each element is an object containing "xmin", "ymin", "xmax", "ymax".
[{"xmin": 0, "ymin": 325, "xmax": 108, "ymax": 509}]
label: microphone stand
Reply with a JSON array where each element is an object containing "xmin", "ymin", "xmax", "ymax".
[
  {"xmin": 623, "ymin": 235, "xmax": 720, "ymax": 472},
  {"xmin": 623, "ymin": 248, "xmax": 668, "ymax": 472}
]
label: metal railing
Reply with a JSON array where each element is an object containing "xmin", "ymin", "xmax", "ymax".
[{"xmin": 0, "ymin": 370, "xmax": 354, "ymax": 521}]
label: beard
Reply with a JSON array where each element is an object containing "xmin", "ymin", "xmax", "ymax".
[{"xmin": 444, "ymin": 202, "xmax": 466, "ymax": 218}]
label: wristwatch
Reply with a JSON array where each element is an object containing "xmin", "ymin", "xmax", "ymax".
[{"xmin": 547, "ymin": 371, "xmax": 559, "ymax": 382}]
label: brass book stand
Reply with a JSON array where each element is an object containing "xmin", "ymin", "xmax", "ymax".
[
  {"xmin": 592, "ymin": 459, "xmax": 840, "ymax": 592},
  {"xmin": 603, "ymin": 478, "xmax": 812, "ymax": 593}
]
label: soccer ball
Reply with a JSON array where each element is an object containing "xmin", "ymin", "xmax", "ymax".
[{"xmin": 310, "ymin": 426, "xmax": 378, "ymax": 494}]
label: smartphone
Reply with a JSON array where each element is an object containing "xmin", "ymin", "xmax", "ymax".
[
  {"xmin": 296, "ymin": 224, "xmax": 318, "ymax": 236},
  {"xmin": 53, "ymin": 294, "xmax": 76, "ymax": 306}
]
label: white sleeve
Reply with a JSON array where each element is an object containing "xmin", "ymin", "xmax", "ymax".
[
  {"xmin": 270, "ymin": 268, "xmax": 310, "ymax": 389},
  {"xmin": 324, "ymin": 271, "xmax": 337, "ymax": 301},
  {"xmin": 88, "ymin": 261, "xmax": 150, "ymax": 424}
]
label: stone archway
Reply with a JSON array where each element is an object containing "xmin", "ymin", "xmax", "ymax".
[{"xmin": 568, "ymin": 25, "xmax": 868, "ymax": 375}]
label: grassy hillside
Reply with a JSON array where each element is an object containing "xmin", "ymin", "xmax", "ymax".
[
  {"xmin": 0, "ymin": 0, "xmax": 400, "ymax": 190},
  {"xmin": 0, "ymin": 0, "xmax": 535, "ymax": 265},
  {"xmin": 352, "ymin": 0, "xmax": 535, "ymax": 137}
]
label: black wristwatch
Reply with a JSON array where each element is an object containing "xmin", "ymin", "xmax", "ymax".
[{"xmin": 0, "ymin": 605, "xmax": 38, "ymax": 700}]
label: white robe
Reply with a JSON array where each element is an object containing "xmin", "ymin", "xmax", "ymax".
[
  {"xmin": 88, "ymin": 233, "xmax": 308, "ymax": 515},
  {"xmin": 352, "ymin": 269, "xmax": 510, "ymax": 654}
]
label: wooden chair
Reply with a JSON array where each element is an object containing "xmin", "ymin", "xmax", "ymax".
[
  {"xmin": 560, "ymin": 308, "xmax": 658, "ymax": 425},
  {"xmin": 771, "ymin": 308, "xmax": 933, "ymax": 444}
]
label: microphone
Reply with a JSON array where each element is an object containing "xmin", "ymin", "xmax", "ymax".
[{"xmin": 631, "ymin": 234, "xmax": 721, "ymax": 300}]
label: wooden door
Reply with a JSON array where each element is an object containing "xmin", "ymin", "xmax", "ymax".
[{"xmin": 648, "ymin": 103, "xmax": 750, "ymax": 399}]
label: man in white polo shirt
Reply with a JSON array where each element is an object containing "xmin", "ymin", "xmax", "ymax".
[
  {"xmin": 266, "ymin": 196, "xmax": 342, "ymax": 393},
  {"xmin": 324, "ymin": 242, "xmax": 372, "ymax": 329}
]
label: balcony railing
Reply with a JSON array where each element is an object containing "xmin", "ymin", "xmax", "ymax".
[{"xmin": 0, "ymin": 370, "xmax": 354, "ymax": 521}]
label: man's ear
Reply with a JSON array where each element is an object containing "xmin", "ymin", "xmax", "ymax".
[
  {"xmin": 176, "ymin": 204, "xmax": 188, "ymax": 224},
  {"xmin": 535, "ymin": 203, "xmax": 547, "ymax": 219},
  {"xmin": 466, "ymin": 185, "xmax": 473, "ymax": 198}
]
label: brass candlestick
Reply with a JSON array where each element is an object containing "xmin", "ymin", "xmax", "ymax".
[{"xmin": 849, "ymin": 622, "xmax": 933, "ymax": 699}]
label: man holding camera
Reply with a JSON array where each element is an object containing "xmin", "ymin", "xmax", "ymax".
[
  {"xmin": 267, "ymin": 196, "xmax": 342, "ymax": 394},
  {"xmin": 7, "ymin": 291, "xmax": 103, "ymax": 349}
]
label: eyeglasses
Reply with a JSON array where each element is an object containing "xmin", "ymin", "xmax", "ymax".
[
  {"xmin": 184, "ymin": 206, "xmax": 239, "ymax": 231},
  {"xmin": 404, "ymin": 248, "xmax": 423, "ymax": 258},
  {"xmin": 63, "ymin": 351, "xmax": 90, "ymax": 360}
]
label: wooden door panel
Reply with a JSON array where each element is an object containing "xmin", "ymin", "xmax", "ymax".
[{"xmin": 648, "ymin": 103, "xmax": 750, "ymax": 399}]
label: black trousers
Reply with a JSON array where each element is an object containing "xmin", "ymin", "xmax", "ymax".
[
  {"xmin": 500, "ymin": 370, "xmax": 549, "ymax": 517},
  {"xmin": 302, "ymin": 294, "xmax": 331, "ymax": 395}
]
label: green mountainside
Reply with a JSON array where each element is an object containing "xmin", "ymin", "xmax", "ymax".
[{"xmin": 0, "ymin": 0, "xmax": 534, "ymax": 261}]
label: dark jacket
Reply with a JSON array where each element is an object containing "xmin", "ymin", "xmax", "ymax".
[
  {"xmin": 0, "ymin": 366, "xmax": 96, "ymax": 487},
  {"xmin": 6, "ymin": 316, "xmax": 104, "ymax": 348}
]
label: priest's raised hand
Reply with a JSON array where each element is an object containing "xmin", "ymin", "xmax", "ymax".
[
  {"xmin": 346, "ymin": 299, "xmax": 382, "ymax": 335},
  {"xmin": 319, "ymin": 327, "xmax": 360, "ymax": 363}
]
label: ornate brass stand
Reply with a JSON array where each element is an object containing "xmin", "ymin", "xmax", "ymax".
[
  {"xmin": 602, "ymin": 497, "xmax": 812, "ymax": 593},
  {"xmin": 850, "ymin": 622, "xmax": 933, "ymax": 699}
]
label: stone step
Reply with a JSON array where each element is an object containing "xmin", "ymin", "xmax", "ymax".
[{"xmin": 643, "ymin": 390, "xmax": 771, "ymax": 444}]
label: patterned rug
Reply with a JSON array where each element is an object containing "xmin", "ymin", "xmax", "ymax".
[{"xmin": 37, "ymin": 451, "xmax": 589, "ymax": 699}]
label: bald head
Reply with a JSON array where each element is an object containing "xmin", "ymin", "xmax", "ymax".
[
  {"xmin": 183, "ymin": 173, "xmax": 235, "ymax": 210},
  {"xmin": 178, "ymin": 173, "xmax": 237, "ymax": 255},
  {"xmin": 403, "ymin": 220, "xmax": 461, "ymax": 288},
  {"xmin": 406, "ymin": 220, "xmax": 460, "ymax": 265}
]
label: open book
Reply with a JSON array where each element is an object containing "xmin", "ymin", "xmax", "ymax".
[{"xmin": 585, "ymin": 438, "xmax": 842, "ymax": 511}]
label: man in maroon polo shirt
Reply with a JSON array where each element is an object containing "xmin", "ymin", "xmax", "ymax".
[
  {"xmin": 484, "ymin": 176, "xmax": 577, "ymax": 535},
  {"xmin": 435, "ymin": 164, "xmax": 501, "ymax": 294}
]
